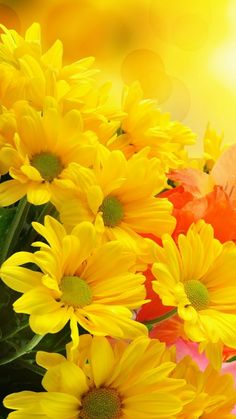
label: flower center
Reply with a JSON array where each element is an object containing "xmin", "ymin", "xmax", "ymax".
[
  {"xmin": 31, "ymin": 152, "xmax": 64, "ymax": 182},
  {"xmin": 99, "ymin": 196, "xmax": 124, "ymax": 227},
  {"xmin": 184, "ymin": 280, "xmax": 209, "ymax": 311},
  {"xmin": 80, "ymin": 387, "xmax": 122, "ymax": 419},
  {"xmin": 60, "ymin": 276, "xmax": 92, "ymax": 307}
]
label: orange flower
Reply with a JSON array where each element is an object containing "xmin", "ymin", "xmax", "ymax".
[
  {"xmin": 136, "ymin": 268, "xmax": 173, "ymax": 322},
  {"xmin": 149, "ymin": 315, "xmax": 186, "ymax": 346},
  {"xmin": 161, "ymin": 185, "xmax": 236, "ymax": 243}
]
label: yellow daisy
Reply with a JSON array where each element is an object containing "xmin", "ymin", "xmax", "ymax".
[
  {"xmin": 152, "ymin": 220, "xmax": 236, "ymax": 368},
  {"xmin": 4, "ymin": 335, "xmax": 187, "ymax": 418},
  {"xmin": 0, "ymin": 217, "xmax": 147, "ymax": 344},
  {"xmin": 0, "ymin": 22, "xmax": 97, "ymax": 110},
  {"xmin": 0, "ymin": 98, "xmax": 97, "ymax": 206},
  {"xmin": 203, "ymin": 123, "xmax": 227, "ymax": 173},
  {"xmin": 56, "ymin": 149, "xmax": 176, "ymax": 256},
  {"xmin": 109, "ymin": 82, "xmax": 196, "ymax": 171},
  {"xmin": 173, "ymin": 356, "xmax": 236, "ymax": 418}
]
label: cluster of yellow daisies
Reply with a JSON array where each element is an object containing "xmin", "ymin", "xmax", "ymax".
[{"xmin": 0, "ymin": 23, "xmax": 236, "ymax": 418}]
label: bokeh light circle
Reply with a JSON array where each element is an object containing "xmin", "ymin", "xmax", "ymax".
[
  {"xmin": 0, "ymin": 3, "xmax": 21, "ymax": 33},
  {"xmin": 121, "ymin": 48, "xmax": 172, "ymax": 101}
]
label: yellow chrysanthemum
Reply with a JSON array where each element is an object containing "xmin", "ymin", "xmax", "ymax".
[
  {"xmin": 108, "ymin": 82, "xmax": 196, "ymax": 170},
  {"xmin": 0, "ymin": 106, "xmax": 16, "ymax": 174},
  {"xmin": 152, "ymin": 220, "xmax": 236, "ymax": 368},
  {"xmin": 0, "ymin": 22, "xmax": 97, "ymax": 110},
  {"xmin": 0, "ymin": 98, "xmax": 97, "ymax": 206},
  {"xmin": 56, "ymin": 149, "xmax": 176, "ymax": 257},
  {"xmin": 203, "ymin": 124, "xmax": 227, "ymax": 173},
  {"xmin": 4, "ymin": 335, "xmax": 187, "ymax": 418},
  {"xmin": 173, "ymin": 356, "xmax": 236, "ymax": 418},
  {"xmin": 0, "ymin": 217, "xmax": 147, "ymax": 345}
]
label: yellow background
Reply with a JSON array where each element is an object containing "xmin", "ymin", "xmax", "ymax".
[{"xmin": 0, "ymin": 0, "xmax": 235, "ymax": 153}]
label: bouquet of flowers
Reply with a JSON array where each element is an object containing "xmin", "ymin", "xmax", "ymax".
[{"xmin": 0, "ymin": 23, "xmax": 236, "ymax": 418}]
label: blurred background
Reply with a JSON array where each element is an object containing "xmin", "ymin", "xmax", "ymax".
[{"xmin": 0, "ymin": 0, "xmax": 235, "ymax": 152}]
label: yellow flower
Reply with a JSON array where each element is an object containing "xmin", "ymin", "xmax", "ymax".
[
  {"xmin": 56, "ymin": 149, "xmax": 176, "ymax": 256},
  {"xmin": 0, "ymin": 22, "xmax": 97, "ymax": 110},
  {"xmin": 0, "ymin": 106, "xmax": 16, "ymax": 174},
  {"xmin": 4, "ymin": 335, "xmax": 186, "ymax": 418},
  {"xmin": 173, "ymin": 356, "xmax": 236, "ymax": 418},
  {"xmin": 152, "ymin": 220, "xmax": 236, "ymax": 369},
  {"xmin": 109, "ymin": 82, "xmax": 196, "ymax": 171},
  {"xmin": 0, "ymin": 98, "xmax": 97, "ymax": 206},
  {"xmin": 0, "ymin": 217, "xmax": 147, "ymax": 345},
  {"xmin": 203, "ymin": 124, "xmax": 227, "ymax": 173}
]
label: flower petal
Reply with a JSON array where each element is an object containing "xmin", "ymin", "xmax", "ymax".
[
  {"xmin": 36, "ymin": 351, "xmax": 66, "ymax": 370},
  {"xmin": 29, "ymin": 307, "xmax": 70, "ymax": 334},
  {"xmin": 21, "ymin": 165, "xmax": 43, "ymax": 181},
  {"xmin": 33, "ymin": 215, "xmax": 66, "ymax": 251},
  {"xmin": 42, "ymin": 361, "xmax": 88, "ymax": 398},
  {"xmin": 0, "ymin": 180, "xmax": 26, "ymax": 206},
  {"xmin": 3, "ymin": 391, "xmax": 44, "ymax": 413},
  {"xmin": 27, "ymin": 183, "xmax": 51, "ymax": 205},
  {"xmin": 41, "ymin": 392, "xmax": 80, "ymax": 419},
  {"xmin": 90, "ymin": 336, "xmax": 115, "ymax": 387},
  {"xmin": 71, "ymin": 221, "xmax": 96, "ymax": 267},
  {"xmin": 0, "ymin": 266, "xmax": 42, "ymax": 293}
]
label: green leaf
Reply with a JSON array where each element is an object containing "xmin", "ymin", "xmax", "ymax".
[{"xmin": 0, "ymin": 207, "xmax": 16, "ymax": 249}]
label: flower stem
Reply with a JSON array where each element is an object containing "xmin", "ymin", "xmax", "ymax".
[
  {"xmin": 143, "ymin": 307, "xmax": 178, "ymax": 327},
  {"xmin": 0, "ymin": 197, "xmax": 30, "ymax": 264},
  {"xmin": 17, "ymin": 359, "xmax": 45, "ymax": 376},
  {"xmin": 0, "ymin": 334, "xmax": 45, "ymax": 366},
  {"xmin": 0, "ymin": 322, "xmax": 29, "ymax": 342}
]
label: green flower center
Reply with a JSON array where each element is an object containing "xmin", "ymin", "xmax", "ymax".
[
  {"xmin": 99, "ymin": 196, "xmax": 124, "ymax": 227},
  {"xmin": 80, "ymin": 388, "xmax": 122, "ymax": 419},
  {"xmin": 60, "ymin": 276, "xmax": 92, "ymax": 307},
  {"xmin": 184, "ymin": 280, "xmax": 209, "ymax": 311},
  {"xmin": 31, "ymin": 152, "xmax": 64, "ymax": 182}
]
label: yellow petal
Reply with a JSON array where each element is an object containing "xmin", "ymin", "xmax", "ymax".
[
  {"xmin": 36, "ymin": 351, "xmax": 66, "ymax": 370},
  {"xmin": 76, "ymin": 304, "xmax": 147, "ymax": 339},
  {"xmin": 41, "ymin": 393, "xmax": 80, "ymax": 418},
  {"xmin": 20, "ymin": 165, "xmax": 43, "ymax": 181},
  {"xmin": 61, "ymin": 235, "xmax": 82, "ymax": 275},
  {"xmin": 0, "ymin": 180, "xmax": 26, "ymax": 206},
  {"xmin": 0, "ymin": 146, "xmax": 20, "ymax": 175},
  {"xmin": 33, "ymin": 215, "xmax": 66, "ymax": 251},
  {"xmin": 70, "ymin": 315, "xmax": 80, "ymax": 353},
  {"xmin": 83, "ymin": 241, "xmax": 135, "ymax": 282},
  {"xmin": 108, "ymin": 336, "xmax": 150, "ymax": 386},
  {"xmin": 3, "ymin": 391, "xmax": 44, "ymax": 412},
  {"xmin": 91, "ymin": 337, "xmax": 115, "ymax": 387},
  {"xmin": 2, "ymin": 251, "xmax": 34, "ymax": 267},
  {"xmin": 41, "ymin": 39, "xmax": 63, "ymax": 71},
  {"xmin": 17, "ymin": 113, "xmax": 44, "ymax": 155},
  {"xmin": 13, "ymin": 288, "xmax": 61, "ymax": 314},
  {"xmin": 124, "ymin": 393, "xmax": 183, "ymax": 418},
  {"xmin": 99, "ymin": 151, "xmax": 127, "ymax": 196},
  {"xmin": 25, "ymin": 23, "xmax": 41, "ymax": 43},
  {"xmin": 124, "ymin": 197, "xmax": 176, "ymax": 236},
  {"xmin": 27, "ymin": 182, "xmax": 51, "ymax": 205},
  {"xmin": 0, "ymin": 266, "xmax": 42, "ymax": 293},
  {"xmin": 8, "ymin": 413, "xmax": 45, "ymax": 418},
  {"xmin": 60, "ymin": 109, "xmax": 83, "ymax": 140},
  {"xmin": 42, "ymin": 361, "xmax": 88, "ymax": 398},
  {"xmin": 29, "ymin": 308, "xmax": 70, "ymax": 334},
  {"xmin": 71, "ymin": 221, "xmax": 96, "ymax": 266},
  {"xmin": 87, "ymin": 185, "xmax": 103, "ymax": 214}
]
